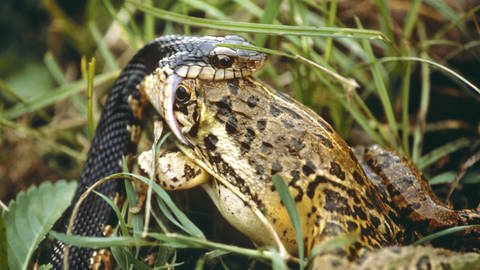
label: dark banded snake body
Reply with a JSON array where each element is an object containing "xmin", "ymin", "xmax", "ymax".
[{"xmin": 50, "ymin": 35, "xmax": 265, "ymax": 269}]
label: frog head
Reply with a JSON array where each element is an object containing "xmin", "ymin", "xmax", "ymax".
[{"xmin": 143, "ymin": 75, "xmax": 208, "ymax": 145}]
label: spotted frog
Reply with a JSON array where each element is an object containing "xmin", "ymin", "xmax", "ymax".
[{"xmin": 138, "ymin": 74, "xmax": 480, "ymax": 268}]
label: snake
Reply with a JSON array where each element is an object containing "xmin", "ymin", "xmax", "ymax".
[{"xmin": 50, "ymin": 35, "xmax": 266, "ymax": 269}]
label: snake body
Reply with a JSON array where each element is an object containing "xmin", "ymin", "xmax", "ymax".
[{"xmin": 50, "ymin": 35, "xmax": 265, "ymax": 269}]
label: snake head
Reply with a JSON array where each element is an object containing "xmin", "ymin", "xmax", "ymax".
[
  {"xmin": 208, "ymin": 35, "xmax": 266, "ymax": 77},
  {"xmin": 163, "ymin": 35, "xmax": 266, "ymax": 81}
]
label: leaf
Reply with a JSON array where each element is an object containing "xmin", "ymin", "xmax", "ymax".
[
  {"xmin": 4, "ymin": 181, "xmax": 77, "ymax": 270},
  {"xmin": 38, "ymin": 264, "xmax": 53, "ymax": 270}
]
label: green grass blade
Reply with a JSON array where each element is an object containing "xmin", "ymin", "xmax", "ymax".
[
  {"xmin": 110, "ymin": 247, "xmax": 129, "ymax": 270},
  {"xmin": 270, "ymin": 247, "xmax": 288, "ymax": 270},
  {"xmin": 143, "ymin": 0, "xmax": 155, "ymax": 41},
  {"xmin": 86, "ymin": 57, "xmax": 96, "ymax": 141},
  {"xmin": 130, "ymin": 1, "xmax": 389, "ymax": 41},
  {"xmin": 124, "ymin": 180, "xmax": 144, "ymax": 239},
  {"xmin": 181, "ymin": 0, "xmax": 228, "ymax": 20},
  {"xmin": 423, "ymin": 0, "xmax": 461, "ymax": 24},
  {"xmin": 124, "ymin": 173, "xmax": 205, "ymax": 239},
  {"xmin": 272, "ymin": 175, "xmax": 304, "ymax": 270},
  {"xmin": 358, "ymin": 23, "xmax": 398, "ymax": 146},
  {"xmin": 412, "ymin": 49, "xmax": 430, "ymax": 162},
  {"xmin": 413, "ymin": 225, "xmax": 480, "ymax": 245},
  {"xmin": 373, "ymin": 0, "xmax": 393, "ymax": 41},
  {"xmin": 429, "ymin": 171, "xmax": 456, "ymax": 185},
  {"xmin": 417, "ymin": 138, "xmax": 470, "ymax": 170},
  {"xmin": 3, "ymin": 71, "xmax": 118, "ymax": 120},
  {"xmin": 102, "ymin": 0, "xmax": 142, "ymax": 49},
  {"xmin": 402, "ymin": 0, "xmax": 422, "ymax": 39},
  {"xmin": 255, "ymin": 0, "xmax": 282, "ymax": 46},
  {"xmin": 0, "ymin": 119, "xmax": 82, "ymax": 160},
  {"xmin": 148, "ymin": 233, "xmax": 271, "ymax": 261},
  {"xmin": 232, "ymin": 0, "xmax": 262, "ymax": 17},
  {"xmin": 377, "ymin": 57, "xmax": 480, "ymax": 95},
  {"xmin": 43, "ymin": 52, "xmax": 67, "ymax": 85},
  {"xmin": 88, "ymin": 22, "xmax": 119, "ymax": 71},
  {"xmin": 154, "ymin": 196, "xmax": 182, "ymax": 233},
  {"xmin": 433, "ymin": 5, "xmax": 480, "ymax": 40},
  {"xmin": 309, "ymin": 232, "xmax": 359, "ymax": 257},
  {"xmin": 401, "ymin": 61, "xmax": 413, "ymax": 156},
  {"xmin": 323, "ymin": 0, "xmax": 337, "ymax": 63},
  {"xmin": 50, "ymin": 232, "xmax": 154, "ymax": 248},
  {"xmin": 143, "ymin": 131, "xmax": 171, "ymax": 237},
  {"xmin": 111, "ymin": 247, "xmax": 151, "ymax": 270},
  {"xmin": 92, "ymin": 191, "xmax": 129, "ymax": 237},
  {"xmin": 0, "ymin": 80, "xmax": 25, "ymax": 104}
]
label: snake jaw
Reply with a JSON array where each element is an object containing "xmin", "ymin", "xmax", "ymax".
[{"xmin": 164, "ymin": 74, "xmax": 190, "ymax": 145}]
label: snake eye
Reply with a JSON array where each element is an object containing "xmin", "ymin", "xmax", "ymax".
[
  {"xmin": 210, "ymin": 55, "xmax": 233, "ymax": 68},
  {"xmin": 175, "ymin": 86, "xmax": 190, "ymax": 103}
]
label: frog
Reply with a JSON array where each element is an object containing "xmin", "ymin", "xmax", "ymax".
[{"xmin": 137, "ymin": 72, "xmax": 480, "ymax": 269}]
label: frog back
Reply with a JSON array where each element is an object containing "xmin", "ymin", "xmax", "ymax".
[{"xmin": 188, "ymin": 78, "xmax": 404, "ymax": 256}]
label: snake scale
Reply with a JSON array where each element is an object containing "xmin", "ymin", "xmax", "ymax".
[{"xmin": 50, "ymin": 35, "xmax": 266, "ymax": 269}]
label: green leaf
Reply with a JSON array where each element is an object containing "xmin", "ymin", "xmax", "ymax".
[{"xmin": 4, "ymin": 181, "xmax": 77, "ymax": 270}]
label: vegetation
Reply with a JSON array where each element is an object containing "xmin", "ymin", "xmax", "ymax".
[{"xmin": 1, "ymin": 0, "xmax": 479, "ymax": 269}]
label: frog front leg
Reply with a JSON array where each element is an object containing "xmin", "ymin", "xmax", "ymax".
[
  {"xmin": 137, "ymin": 148, "xmax": 283, "ymax": 253},
  {"xmin": 138, "ymin": 149, "xmax": 210, "ymax": 190}
]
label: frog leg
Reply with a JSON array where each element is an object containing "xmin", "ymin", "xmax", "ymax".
[
  {"xmin": 138, "ymin": 146, "xmax": 288, "ymax": 257},
  {"xmin": 130, "ymin": 148, "xmax": 211, "ymax": 215},
  {"xmin": 362, "ymin": 145, "xmax": 480, "ymax": 234},
  {"xmin": 138, "ymin": 149, "xmax": 210, "ymax": 190}
]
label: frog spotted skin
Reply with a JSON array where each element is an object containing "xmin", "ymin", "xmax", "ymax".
[
  {"xmin": 142, "ymin": 74, "xmax": 403, "ymax": 257},
  {"xmin": 139, "ymin": 75, "xmax": 480, "ymax": 267},
  {"xmin": 312, "ymin": 246, "xmax": 480, "ymax": 269}
]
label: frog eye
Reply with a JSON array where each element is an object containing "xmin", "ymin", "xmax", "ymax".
[
  {"xmin": 175, "ymin": 86, "xmax": 191, "ymax": 103},
  {"xmin": 210, "ymin": 55, "xmax": 233, "ymax": 69}
]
